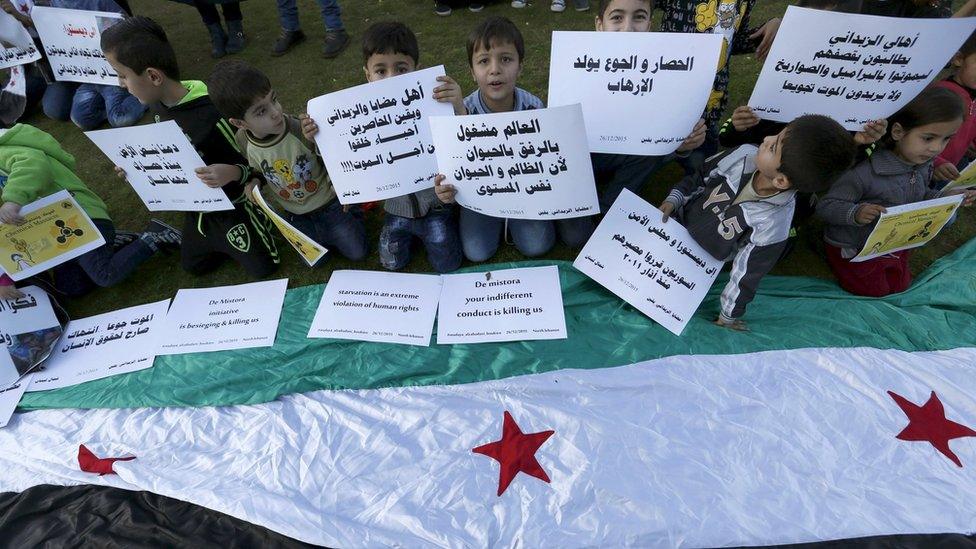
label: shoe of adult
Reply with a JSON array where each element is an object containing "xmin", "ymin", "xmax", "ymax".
[
  {"xmin": 551, "ymin": 0, "xmax": 566, "ymax": 11},
  {"xmin": 469, "ymin": 2, "xmax": 485, "ymax": 11},
  {"xmin": 206, "ymin": 23, "xmax": 227, "ymax": 59},
  {"xmin": 511, "ymin": 0, "xmax": 527, "ymax": 7},
  {"xmin": 434, "ymin": 2, "xmax": 452, "ymax": 15},
  {"xmin": 226, "ymin": 20, "xmax": 245, "ymax": 54},
  {"xmin": 574, "ymin": 0, "xmax": 590, "ymax": 10},
  {"xmin": 271, "ymin": 29, "xmax": 306, "ymax": 57},
  {"xmin": 322, "ymin": 29, "xmax": 349, "ymax": 58}
]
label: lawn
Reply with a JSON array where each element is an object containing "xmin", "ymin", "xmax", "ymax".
[{"xmin": 28, "ymin": 0, "xmax": 975, "ymax": 318}]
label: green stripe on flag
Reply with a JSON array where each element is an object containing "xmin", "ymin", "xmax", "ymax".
[{"xmin": 19, "ymin": 239, "xmax": 976, "ymax": 411}]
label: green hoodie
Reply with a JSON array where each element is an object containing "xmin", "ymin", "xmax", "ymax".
[{"xmin": 0, "ymin": 124, "xmax": 110, "ymax": 221}]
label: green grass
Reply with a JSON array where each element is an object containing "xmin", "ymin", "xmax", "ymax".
[{"xmin": 31, "ymin": 0, "xmax": 975, "ymax": 317}]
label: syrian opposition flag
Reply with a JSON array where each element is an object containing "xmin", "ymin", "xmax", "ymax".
[{"xmin": 3, "ymin": 244, "xmax": 976, "ymax": 547}]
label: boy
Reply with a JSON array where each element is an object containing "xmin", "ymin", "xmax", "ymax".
[
  {"xmin": 301, "ymin": 21, "xmax": 465, "ymax": 273},
  {"xmin": 101, "ymin": 16, "xmax": 280, "ymax": 279},
  {"xmin": 660, "ymin": 114, "xmax": 856, "ymax": 330},
  {"xmin": 591, "ymin": 0, "xmax": 707, "ymax": 213},
  {"xmin": 0, "ymin": 123, "xmax": 180, "ymax": 296},
  {"xmin": 207, "ymin": 60, "xmax": 367, "ymax": 263},
  {"xmin": 434, "ymin": 16, "xmax": 592, "ymax": 261}
]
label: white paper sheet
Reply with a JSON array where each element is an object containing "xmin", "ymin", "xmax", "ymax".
[
  {"xmin": 30, "ymin": 6, "xmax": 122, "ymax": 85},
  {"xmin": 0, "ymin": 374, "xmax": 29, "ymax": 428},
  {"xmin": 0, "ymin": 10, "xmax": 40, "ymax": 69}
]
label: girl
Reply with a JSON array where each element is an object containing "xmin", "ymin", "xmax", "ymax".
[{"xmin": 817, "ymin": 86, "xmax": 976, "ymax": 297}]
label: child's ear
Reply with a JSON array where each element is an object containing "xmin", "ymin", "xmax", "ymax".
[
  {"xmin": 595, "ymin": 15, "xmax": 604, "ymax": 31},
  {"xmin": 772, "ymin": 173, "xmax": 792, "ymax": 191},
  {"xmin": 890, "ymin": 122, "xmax": 905, "ymax": 141},
  {"xmin": 227, "ymin": 117, "xmax": 247, "ymax": 130},
  {"xmin": 146, "ymin": 67, "xmax": 164, "ymax": 87},
  {"xmin": 362, "ymin": 66, "xmax": 369, "ymax": 80},
  {"xmin": 952, "ymin": 51, "xmax": 964, "ymax": 68}
]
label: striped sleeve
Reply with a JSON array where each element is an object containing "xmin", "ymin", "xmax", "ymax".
[{"xmin": 719, "ymin": 239, "xmax": 786, "ymax": 322}]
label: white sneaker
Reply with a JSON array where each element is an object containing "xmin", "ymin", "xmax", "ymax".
[
  {"xmin": 551, "ymin": 0, "xmax": 566, "ymax": 11},
  {"xmin": 511, "ymin": 0, "xmax": 527, "ymax": 7}
]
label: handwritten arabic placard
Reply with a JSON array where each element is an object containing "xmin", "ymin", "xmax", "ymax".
[
  {"xmin": 308, "ymin": 270, "xmax": 441, "ymax": 346},
  {"xmin": 574, "ymin": 189, "xmax": 721, "ymax": 336},
  {"xmin": 436, "ymin": 266, "xmax": 567, "ymax": 345},
  {"xmin": 307, "ymin": 66, "xmax": 452, "ymax": 204},
  {"xmin": 158, "ymin": 279, "xmax": 288, "ymax": 356},
  {"xmin": 430, "ymin": 104, "xmax": 599, "ymax": 220},
  {"xmin": 0, "ymin": 10, "xmax": 40, "ymax": 70},
  {"xmin": 748, "ymin": 7, "xmax": 976, "ymax": 131},
  {"xmin": 86, "ymin": 121, "xmax": 234, "ymax": 212},
  {"xmin": 547, "ymin": 31, "xmax": 723, "ymax": 156},
  {"xmin": 250, "ymin": 186, "xmax": 327, "ymax": 267},
  {"xmin": 0, "ymin": 286, "xmax": 61, "ymax": 386},
  {"xmin": 0, "ymin": 190, "xmax": 105, "ymax": 281},
  {"xmin": 853, "ymin": 194, "xmax": 963, "ymax": 262},
  {"xmin": 30, "ymin": 6, "xmax": 122, "ymax": 85},
  {"xmin": 28, "ymin": 299, "xmax": 169, "ymax": 392}
]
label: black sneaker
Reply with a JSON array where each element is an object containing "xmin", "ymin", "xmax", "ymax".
[
  {"xmin": 143, "ymin": 218, "xmax": 182, "ymax": 254},
  {"xmin": 113, "ymin": 230, "xmax": 140, "ymax": 250},
  {"xmin": 322, "ymin": 29, "xmax": 349, "ymax": 59},
  {"xmin": 434, "ymin": 2, "xmax": 452, "ymax": 15},
  {"xmin": 271, "ymin": 29, "xmax": 305, "ymax": 57},
  {"xmin": 469, "ymin": 2, "xmax": 484, "ymax": 11}
]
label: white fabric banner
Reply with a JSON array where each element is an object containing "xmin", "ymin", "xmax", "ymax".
[
  {"xmin": 30, "ymin": 6, "xmax": 122, "ymax": 85},
  {"xmin": 548, "ymin": 31, "xmax": 723, "ymax": 155},
  {"xmin": 3, "ymin": 347, "xmax": 976, "ymax": 547}
]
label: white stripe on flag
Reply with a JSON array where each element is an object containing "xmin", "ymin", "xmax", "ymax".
[{"xmin": 3, "ymin": 347, "xmax": 976, "ymax": 547}]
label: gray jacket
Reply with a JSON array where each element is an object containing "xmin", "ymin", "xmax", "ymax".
[{"xmin": 817, "ymin": 149, "xmax": 939, "ymax": 252}]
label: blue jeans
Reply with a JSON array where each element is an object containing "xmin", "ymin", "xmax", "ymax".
[
  {"xmin": 555, "ymin": 217, "xmax": 595, "ymax": 248},
  {"xmin": 460, "ymin": 208, "xmax": 554, "ymax": 262},
  {"xmin": 285, "ymin": 200, "xmax": 367, "ymax": 262},
  {"xmin": 276, "ymin": 0, "xmax": 343, "ymax": 31},
  {"xmin": 50, "ymin": 218, "xmax": 155, "ymax": 296},
  {"xmin": 592, "ymin": 152, "xmax": 672, "ymax": 213},
  {"xmin": 379, "ymin": 207, "xmax": 461, "ymax": 273},
  {"xmin": 43, "ymin": 82, "xmax": 145, "ymax": 130}
]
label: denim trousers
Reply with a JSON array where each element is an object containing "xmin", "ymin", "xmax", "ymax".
[
  {"xmin": 276, "ymin": 0, "xmax": 343, "ymax": 31},
  {"xmin": 285, "ymin": 200, "xmax": 368, "ymax": 262},
  {"xmin": 379, "ymin": 206, "xmax": 461, "ymax": 273}
]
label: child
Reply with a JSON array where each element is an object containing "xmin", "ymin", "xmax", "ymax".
[
  {"xmin": 661, "ymin": 114, "xmax": 857, "ymax": 330},
  {"xmin": 591, "ymin": 0, "xmax": 707, "ymax": 213},
  {"xmin": 817, "ymin": 87, "xmax": 976, "ymax": 297},
  {"xmin": 301, "ymin": 21, "xmax": 465, "ymax": 273},
  {"xmin": 932, "ymin": 32, "xmax": 976, "ymax": 184},
  {"xmin": 0, "ymin": 123, "xmax": 180, "ymax": 297},
  {"xmin": 101, "ymin": 16, "xmax": 280, "ymax": 279},
  {"xmin": 433, "ymin": 16, "xmax": 592, "ymax": 261},
  {"xmin": 207, "ymin": 60, "xmax": 367, "ymax": 262}
]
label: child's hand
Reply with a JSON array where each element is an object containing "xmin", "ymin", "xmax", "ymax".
[
  {"xmin": 676, "ymin": 118, "xmax": 706, "ymax": 153},
  {"xmin": 114, "ymin": 165, "xmax": 128, "ymax": 181},
  {"xmin": 933, "ymin": 162, "xmax": 960, "ymax": 182},
  {"xmin": 659, "ymin": 201, "xmax": 675, "ymax": 223},
  {"xmin": 0, "ymin": 284, "xmax": 23, "ymax": 300},
  {"xmin": 730, "ymin": 105, "xmax": 760, "ymax": 131},
  {"xmin": 433, "ymin": 174, "xmax": 456, "ymax": 204},
  {"xmin": 0, "ymin": 201, "xmax": 23, "ymax": 225},
  {"xmin": 945, "ymin": 188, "xmax": 976, "ymax": 206},
  {"xmin": 433, "ymin": 75, "xmax": 465, "ymax": 115},
  {"xmin": 244, "ymin": 179, "xmax": 259, "ymax": 203},
  {"xmin": 714, "ymin": 316, "xmax": 749, "ymax": 331},
  {"xmin": 853, "ymin": 119, "xmax": 887, "ymax": 146},
  {"xmin": 195, "ymin": 164, "xmax": 242, "ymax": 188},
  {"xmin": 749, "ymin": 17, "xmax": 781, "ymax": 62},
  {"xmin": 855, "ymin": 203, "xmax": 886, "ymax": 224},
  {"xmin": 300, "ymin": 113, "xmax": 319, "ymax": 141}
]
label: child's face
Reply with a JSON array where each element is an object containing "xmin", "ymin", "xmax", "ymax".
[
  {"xmin": 105, "ymin": 51, "xmax": 162, "ymax": 105},
  {"xmin": 953, "ymin": 51, "xmax": 976, "ymax": 89},
  {"xmin": 234, "ymin": 90, "xmax": 285, "ymax": 138},
  {"xmin": 595, "ymin": 0, "xmax": 652, "ymax": 32},
  {"xmin": 363, "ymin": 52, "xmax": 417, "ymax": 82},
  {"xmin": 892, "ymin": 119, "xmax": 962, "ymax": 165},
  {"xmin": 754, "ymin": 126, "xmax": 787, "ymax": 182},
  {"xmin": 470, "ymin": 40, "xmax": 522, "ymax": 109}
]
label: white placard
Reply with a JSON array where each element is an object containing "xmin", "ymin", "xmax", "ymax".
[
  {"xmin": 308, "ymin": 270, "xmax": 441, "ymax": 346},
  {"xmin": 748, "ymin": 7, "xmax": 976, "ymax": 131},
  {"xmin": 30, "ymin": 6, "xmax": 122, "ymax": 85},
  {"xmin": 431, "ymin": 105, "xmax": 599, "ymax": 220},
  {"xmin": 547, "ymin": 31, "xmax": 723, "ymax": 155},
  {"xmin": 574, "ymin": 189, "xmax": 722, "ymax": 336},
  {"xmin": 27, "ymin": 299, "xmax": 169, "ymax": 392},
  {"xmin": 307, "ymin": 66, "xmax": 453, "ymax": 204},
  {"xmin": 0, "ymin": 10, "xmax": 40, "ymax": 69},
  {"xmin": 158, "ymin": 279, "xmax": 288, "ymax": 356},
  {"xmin": 436, "ymin": 266, "xmax": 567, "ymax": 344},
  {"xmin": 0, "ymin": 286, "xmax": 60, "ymax": 386},
  {"xmin": 86, "ymin": 121, "xmax": 234, "ymax": 212},
  {"xmin": 0, "ymin": 374, "xmax": 29, "ymax": 428}
]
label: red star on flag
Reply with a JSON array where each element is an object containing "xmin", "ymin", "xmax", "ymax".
[
  {"xmin": 473, "ymin": 411, "xmax": 554, "ymax": 496},
  {"xmin": 888, "ymin": 390, "xmax": 976, "ymax": 467}
]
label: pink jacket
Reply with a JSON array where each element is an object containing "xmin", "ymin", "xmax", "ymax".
[{"xmin": 934, "ymin": 79, "xmax": 976, "ymax": 169}]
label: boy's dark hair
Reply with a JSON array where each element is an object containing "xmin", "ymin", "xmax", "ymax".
[
  {"xmin": 886, "ymin": 86, "xmax": 964, "ymax": 143},
  {"xmin": 208, "ymin": 60, "xmax": 272, "ymax": 120},
  {"xmin": 778, "ymin": 114, "xmax": 856, "ymax": 193},
  {"xmin": 466, "ymin": 16, "xmax": 524, "ymax": 66},
  {"xmin": 597, "ymin": 0, "xmax": 653, "ymax": 18},
  {"xmin": 100, "ymin": 16, "xmax": 179, "ymax": 80},
  {"xmin": 959, "ymin": 30, "xmax": 976, "ymax": 57},
  {"xmin": 361, "ymin": 22, "xmax": 419, "ymax": 66}
]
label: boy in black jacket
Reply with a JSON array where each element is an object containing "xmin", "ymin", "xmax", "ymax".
[
  {"xmin": 101, "ymin": 16, "xmax": 279, "ymax": 278},
  {"xmin": 660, "ymin": 115, "xmax": 855, "ymax": 331}
]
